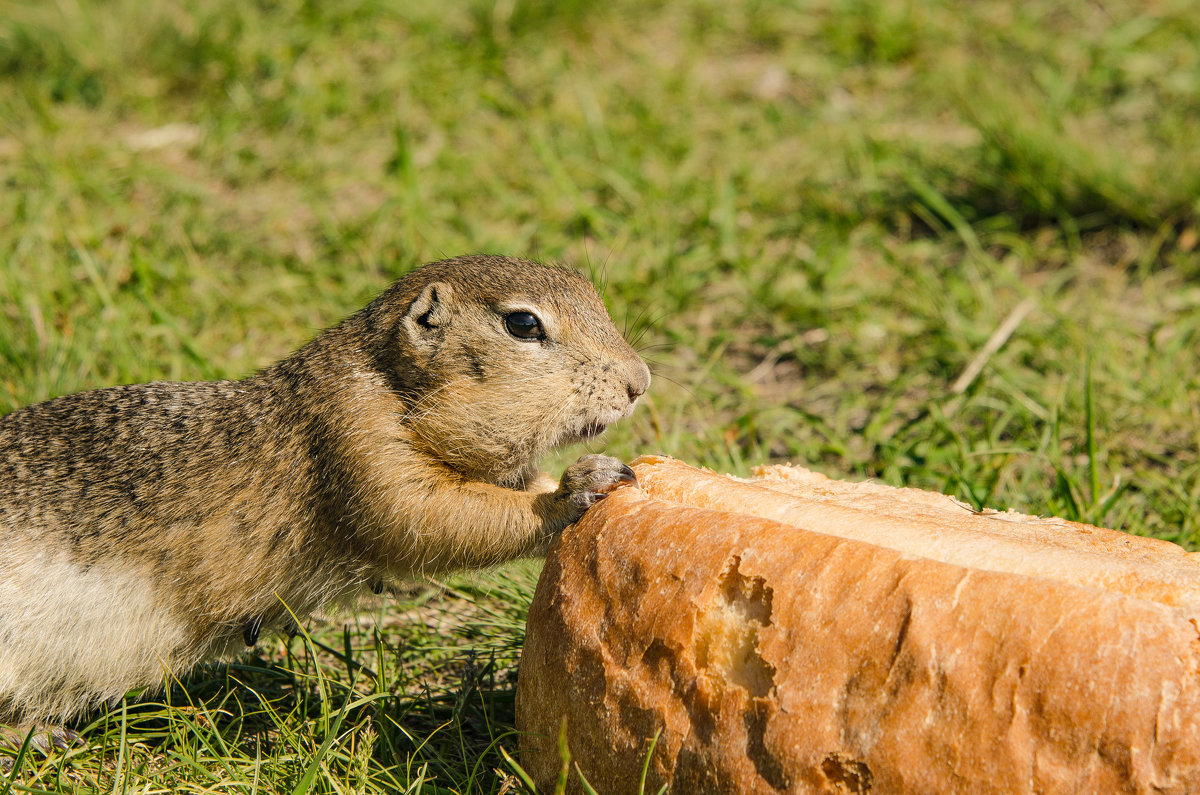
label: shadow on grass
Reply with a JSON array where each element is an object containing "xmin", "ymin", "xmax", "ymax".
[{"xmin": 3, "ymin": 578, "xmax": 535, "ymax": 793}]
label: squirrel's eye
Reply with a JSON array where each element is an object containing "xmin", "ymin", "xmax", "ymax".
[{"xmin": 504, "ymin": 311, "xmax": 544, "ymax": 340}]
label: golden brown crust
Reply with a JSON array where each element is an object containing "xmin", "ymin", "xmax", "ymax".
[{"xmin": 516, "ymin": 457, "xmax": 1200, "ymax": 793}]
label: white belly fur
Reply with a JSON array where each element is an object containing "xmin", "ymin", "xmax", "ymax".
[{"xmin": 0, "ymin": 549, "xmax": 190, "ymax": 720}]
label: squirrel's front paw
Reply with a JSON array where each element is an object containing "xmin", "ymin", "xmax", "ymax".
[{"xmin": 558, "ymin": 454, "xmax": 637, "ymax": 518}]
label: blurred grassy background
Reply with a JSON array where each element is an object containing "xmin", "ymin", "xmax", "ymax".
[{"xmin": 2, "ymin": 0, "xmax": 1199, "ymax": 790}]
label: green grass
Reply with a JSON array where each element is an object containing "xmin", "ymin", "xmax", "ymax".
[{"xmin": 2, "ymin": 0, "xmax": 1200, "ymax": 790}]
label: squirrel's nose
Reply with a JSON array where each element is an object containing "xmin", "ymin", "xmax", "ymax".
[{"xmin": 627, "ymin": 362, "xmax": 651, "ymax": 401}]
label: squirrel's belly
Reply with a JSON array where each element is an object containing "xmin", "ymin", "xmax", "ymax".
[{"xmin": 0, "ymin": 554, "xmax": 190, "ymax": 719}]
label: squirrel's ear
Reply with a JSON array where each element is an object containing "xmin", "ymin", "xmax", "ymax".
[
  {"xmin": 406, "ymin": 282, "xmax": 453, "ymax": 328},
  {"xmin": 401, "ymin": 281, "xmax": 453, "ymax": 349}
]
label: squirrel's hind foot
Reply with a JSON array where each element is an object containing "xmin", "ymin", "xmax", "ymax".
[{"xmin": 1, "ymin": 721, "xmax": 83, "ymax": 767}]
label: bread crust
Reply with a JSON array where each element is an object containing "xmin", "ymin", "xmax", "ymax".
[{"xmin": 517, "ymin": 456, "xmax": 1200, "ymax": 793}]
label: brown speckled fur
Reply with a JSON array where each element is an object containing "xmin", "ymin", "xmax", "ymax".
[{"xmin": 0, "ymin": 255, "xmax": 649, "ymax": 726}]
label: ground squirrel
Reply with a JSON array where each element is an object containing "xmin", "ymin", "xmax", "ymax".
[{"xmin": 0, "ymin": 254, "xmax": 650, "ymax": 736}]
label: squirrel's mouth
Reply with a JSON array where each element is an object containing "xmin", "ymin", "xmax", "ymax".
[{"xmin": 578, "ymin": 422, "xmax": 607, "ymax": 440}]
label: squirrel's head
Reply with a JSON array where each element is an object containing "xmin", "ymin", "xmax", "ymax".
[{"xmin": 361, "ymin": 255, "xmax": 650, "ymax": 486}]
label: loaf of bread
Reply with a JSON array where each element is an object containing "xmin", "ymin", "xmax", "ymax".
[{"xmin": 516, "ymin": 455, "xmax": 1200, "ymax": 793}]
